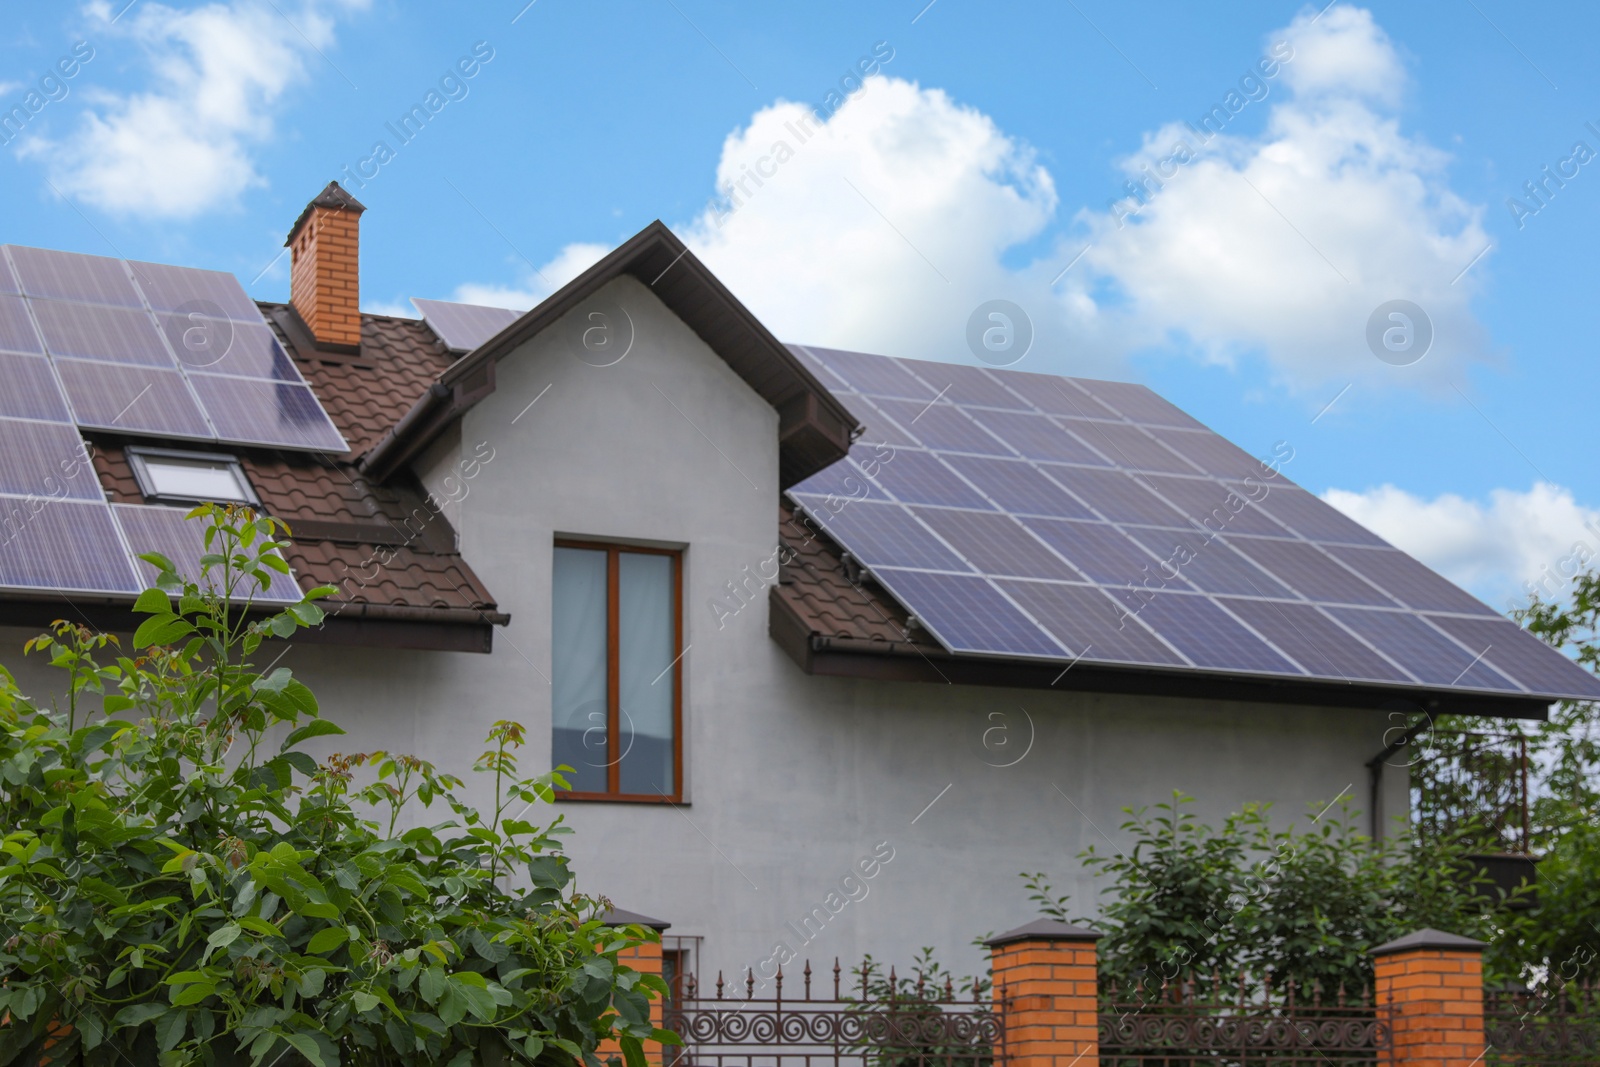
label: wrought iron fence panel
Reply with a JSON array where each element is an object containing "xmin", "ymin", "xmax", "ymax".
[
  {"xmin": 1098, "ymin": 974, "xmax": 1391, "ymax": 1066},
  {"xmin": 1486, "ymin": 980, "xmax": 1600, "ymax": 1066},
  {"xmin": 664, "ymin": 959, "xmax": 1002, "ymax": 1067}
]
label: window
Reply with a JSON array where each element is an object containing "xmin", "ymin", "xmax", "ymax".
[
  {"xmin": 552, "ymin": 540, "xmax": 682, "ymax": 801},
  {"xmin": 128, "ymin": 447, "xmax": 257, "ymax": 506}
]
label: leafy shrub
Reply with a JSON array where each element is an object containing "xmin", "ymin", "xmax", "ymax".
[{"xmin": 0, "ymin": 506, "xmax": 670, "ymax": 1066}]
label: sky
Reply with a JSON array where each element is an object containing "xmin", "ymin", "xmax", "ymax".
[{"xmin": 2, "ymin": 0, "xmax": 1598, "ymax": 614}]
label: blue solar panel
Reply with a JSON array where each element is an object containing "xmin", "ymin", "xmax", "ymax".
[
  {"xmin": 938, "ymin": 455, "xmax": 1096, "ymax": 519},
  {"xmin": 872, "ymin": 398, "xmax": 1012, "ymax": 455},
  {"xmin": 190, "ymin": 375, "xmax": 348, "ymax": 452},
  {"xmin": 0, "ymin": 419, "xmax": 102, "ymax": 501},
  {"xmin": 872, "ymin": 568, "xmax": 1064, "ymax": 656},
  {"xmin": 115, "ymin": 504, "xmax": 302, "ymax": 602},
  {"xmin": 0, "ymin": 254, "xmax": 18, "ymax": 295},
  {"xmin": 0, "ymin": 498, "xmax": 141, "ymax": 594},
  {"xmin": 1328, "ymin": 608, "xmax": 1520, "ymax": 691},
  {"xmin": 789, "ymin": 449, "xmax": 891, "ymax": 502},
  {"xmin": 997, "ymin": 578, "xmax": 1184, "ymax": 664},
  {"xmin": 1130, "ymin": 592, "xmax": 1300, "ymax": 673},
  {"xmin": 33, "ymin": 300, "xmax": 176, "ymax": 366},
  {"xmin": 131, "ymin": 260, "xmax": 263, "ymax": 320},
  {"xmin": 57, "ymin": 360, "xmax": 212, "ymax": 438},
  {"xmin": 412, "ymin": 298, "xmax": 521, "ymax": 352},
  {"xmin": 911, "ymin": 507, "xmax": 1083, "ymax": 580},
  {"xmin": 863, "ymin": 449, "xmax": 993, "ymax": 509},
  {"xmin": 9, "ymin": 246, "xmax": 143, "ymax": 307},
  {"xmin": 781, "ymin": 347, "xmax": 1599, "ymax": 700},
  {"xmin": 0, "ymin": 295, "xmax": 42, "ymax": 354},
  {"xmin": 1426, "ymin": 614, "xmax": 1600, "ymax": 699},
  {"xmin": 159, "ymin": 316, "xmax": 302, "ymax": 381},
  {"xmin": 0, "ymin": 354, "xmax": 72, "ymax": 422},
  {"xmin": 791, "ymin": 495, "xmax": 969, "ymax": 571}
]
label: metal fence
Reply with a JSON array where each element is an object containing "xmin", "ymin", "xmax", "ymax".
[
  {"xmin": 1486, "ymin": 980, "xmax": 1600, "ymax": 1066},
  {"xmin": 1098, "ymin": 974, "xmax": 1392, "ymax": 1066},
  {"xmin": 663, "ymin": 959, "xmax": 1002, "ymax": 1067}
]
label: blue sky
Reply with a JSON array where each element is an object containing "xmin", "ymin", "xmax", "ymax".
[{"xmin": 3, "ymin": 0, "xmax": 1599, "ymax": 610}]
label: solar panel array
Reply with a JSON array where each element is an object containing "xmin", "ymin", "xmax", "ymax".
[
  {"xmin": 0, "ymin": 245, "xmax": 325, "ymax": 599},
  {"xmin": 0, "ymin": 245, "xmax": 346, "ymax": 451},
  {"xmin": 787, "ymin": 345, "xmax": 1600, "ymax": 702},
  {"xmin": 412, "ymin": 297, "xmax": 521, "ymax": 352}
]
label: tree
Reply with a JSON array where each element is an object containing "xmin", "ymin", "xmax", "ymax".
[{"xmin": 0, "ymin": 505, "xmax": 672, "ymax": 1066}]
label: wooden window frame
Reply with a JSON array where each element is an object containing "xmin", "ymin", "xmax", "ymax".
[{"xmin": 553, "ymin": 538, "xmax": 684, "ymax": 804}]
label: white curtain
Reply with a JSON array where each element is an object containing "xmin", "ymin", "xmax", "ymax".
[
  {"xmin": 618, "ymin": 552, "xmax": 675, "ymax": 795},
  {"xmin": 551, "ymin": 546, "xmax": 608, "ymax": 792}
]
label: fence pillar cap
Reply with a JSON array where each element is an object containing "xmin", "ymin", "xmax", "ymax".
[
  {"xmin": 601, "ymin": 907, "xmax": 672, "ymax": 931},
  {"xmin": 1370, "ymin": 928, "xmax": 1484, "ymax": 957},
  {"xmin": 984, "ymin": 918, "xmax": 1101, "ymax": 947}
]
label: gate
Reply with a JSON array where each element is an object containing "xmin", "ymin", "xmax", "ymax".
[{"xmin": 663, "ymin": 959, "xmax": 1004, "ymax": 1067}]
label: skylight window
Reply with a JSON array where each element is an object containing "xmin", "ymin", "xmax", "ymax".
[{"xmin": 127, "ymin": 448, "xmax": 258, "ymax": 506}]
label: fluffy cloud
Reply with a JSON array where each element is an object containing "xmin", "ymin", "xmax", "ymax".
[
  {"xmin": 1081, "ymin": 6, "xmax": 1489, "ymax": 390},
  {"xmin": 19, "ymin": 1, "xmax": 363, "ymax": 219},
  {"xmin": 1322, "ymin": 482, "xmax": 1600, "ymax": 609},
  {"xmin": 447, "ymin": 242, "xmax": 610, "ymax": 311}
]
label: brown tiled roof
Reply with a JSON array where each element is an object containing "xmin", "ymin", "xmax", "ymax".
[
  {"xmin": 772, "ymin": 498, "xmax": 940, "ymax": 652},
  {"xmin": 84, "ymin": 308, "xmax": 500, "ymax": 626}
]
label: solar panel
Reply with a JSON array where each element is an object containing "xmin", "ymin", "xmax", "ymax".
[
  {"xmin": 190, "ymin": 375, "xmax": 348, "ymax": 451},
  {"xmin": 0, "ymin": 253, "xmax": 18, "ymax": 295},
  {"xmin": 862, "ymin": 449, "xmax": 993, "ymax": 509},
  {"xmin": 0, "ymin": 419, "xmax": 102, "ymax": 500},
  {"xmin": 833, "ymin": 394, "xmax": 921, "ymax": 447},
  {"xmin": 159, "ymin": 316, "xmax": 302, "ymax": 381},
  {"xmin": 790, "ymin": 495, "xmax": 970, "ymax": 571},
  {"xmin": 56, "ymin": 360, "xmax": 212, "ymax": 438},
  {"xmin": 872, "ymin": 568, "xmax": 1065, "ymax": 656},
  {"xmin": 0, "ymin": 498, "xmax": 141, "ymax": 595},
  {"xmin": 33, "ymin": 300, "xmax": 176, "ymax": 366},
  {"xmin": 1131, "ymin": 592, "xmax": 1299, "ymax": 673},
  {"xmin": 997, "ymin": 578, "xmax": 1184, "ymax": 664},
  {"xmin": 0, "ymin": 354, "xmax": 72, "ymax": 422},
  {"xmin": 788, "ymin": 450, "xmax": 891, "ymax": 502},
  {"xmin": 8, "ymin": 245, "xmax": 142, "ymax": 307},
  {"xmin": 1426, "ymin": 614, "xmax": 1600, "ymax": 698},
  {"xmin": 872, "ymin": 399, "xmax": 1012, "ymax": 455},
  {"xmin": 1328, "ymin": 608, "xmax": 1520, "ymax": 690},
  {"xmin": 938, "ymin": 455, "xmax": 1096, "ymax": 519},
  {"xmin": 1219, "ymin": 598, "xmax": 1412, "ymax": 683},
  {"xmin": 910, "ymin": 508, "xmax": 1083, "ymax": 580},
  {"xmin": 130, "ymin": 260, "xmax": 263, "ymax": 320},
  {"xmin": 1326, "ymin": 546, "xmax": 1497, "ymax": 615},
  {"xmin": 3, "ymin": 246, "xmax": 346, "ymax": 454},
  {"xmin": 781, "ymin": 346, "xmax": 1598, "ymax": 700},
  {"xmin": 1039, "ymin": 466, "xmax": 1190, "ymax": 526},
  {"xmin": 412, "ymin": 298, "xmax": 522, "ymax": 353},
  {"xmin": 967, "ymin": 409, "xmax": 1109, "ymax": 464},
  {"xmin": 114, "ymin": 504, "xmax": 302, "ymax": 602}
]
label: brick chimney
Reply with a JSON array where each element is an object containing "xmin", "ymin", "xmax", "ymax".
[{"xmin": 285, "ymin": 181, "xmax": 366, "ymax": 349}]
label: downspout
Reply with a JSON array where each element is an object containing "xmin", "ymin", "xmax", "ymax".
[{"xmin": 1365, "ymin": 718, "xmax": 1432, "ymax": 841}]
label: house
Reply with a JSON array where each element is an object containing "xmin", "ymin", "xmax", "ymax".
[{"xmin": 2, "ymin": 183, "xmax": 1595, "ymax": 985}]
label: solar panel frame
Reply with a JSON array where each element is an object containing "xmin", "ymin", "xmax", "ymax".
[
  {"xmin": 0, "ymin": 418, "xmax": 103, "ymax": 501},
  {"xmin": 872, "ymin": 568, "xmax": 1067, "ymax": 657},
  {"xmin": 33, "ymin": 299, "xmax": 178, "ymax": 367},
  {"xmin": 0, "ymin": 294, "xmax": 43, "ymax": 354},
  {"xmin": 8, "ymin": 245, "xmax": 143, "ymax": 307},
  {"xmin": 114, "ymin": 504, "xmax": 302, "ymax": 602},
  {"xmin": 56, "ymin": 359, "xmax": 214, "ymax": 438},
  {"xmin": 0, "ymin": 497, "xmax": 142, "ymax": 595},
  {"xmin": 412, "ymin": 298, "xmax": 522, "ymax": 353},
  {"xmin": 190, "ymin": 375, "xmax": 349, "ymax": 452},
  {"xmin": 0, "ymin": 354, "xmax": 73, "ymax": 422}
]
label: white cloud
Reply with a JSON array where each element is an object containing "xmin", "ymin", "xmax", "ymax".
[
  {"xmin": 19, "ymin": 1, "xmax": 363, "ymax": 219},
  {"xmin": 1081, "ymin": 6, "xmax": 1490, "ymax": 390},
  {"xmin": 1322, "ymin": 482, "xmax": 1600, "ymax": 609},
  {"xmin": 447, "ymin": 242, "xmax": 609, "ymax": 312}
]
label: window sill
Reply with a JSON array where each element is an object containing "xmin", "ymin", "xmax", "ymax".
[{"xmin": 555, "ymin": 791, "xmax": 686, "ymax": 806}]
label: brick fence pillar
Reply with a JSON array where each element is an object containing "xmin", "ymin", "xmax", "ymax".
[
  {"xmin": 1371, "ymin": 929, "xmax": 1487, "ymax": 1067},
  {"xmin": 600, "ymin": 907, "xmax": 671, "ymax": 1065},
  {"xmin": 985, "ymin": 919, "xmax": 1102, "ymax": 1067}
]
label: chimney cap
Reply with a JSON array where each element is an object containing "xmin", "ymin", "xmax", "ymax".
[{"xmin": 285, "ymin": 181, "xmax": 367, "ymax": 246}]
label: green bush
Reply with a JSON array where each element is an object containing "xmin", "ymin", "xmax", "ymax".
[{"xmin": 0, "ymin": 505, "xmax": 671, "ymax": 1067}]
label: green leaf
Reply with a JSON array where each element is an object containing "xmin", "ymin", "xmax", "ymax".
[
  {"xmin": 114, "ymin": 1002, "xmax": 168, "ymax": 1029},
  {"xmin": 620, "ymin": 1033, "xmax": 648, "ymax": 1067},
  {"xmin": 283, "ymin": 1031, "xmax": 334, "ymax": 1067},
  {"xmin": 282, "ymin": 718, "xmax": 345, "ymax": 752},
  {"xmin": 306, "ymin": 926, "xmax": 350, "ymax": 955},
  {"xmin": 351, "ymin": 991, "xmax": 379, "ymax": 1013},
  {"xmin": 418, "ymin": 965, "xmax": 445, "ymax": 1005},
  {"xmin": 155, "ymin": 1008, "xmax": 187, "ymax": 1053},
  {"xmin": 133, "ymin": 587, "xmax": 171, "ymax": 614},
  {"xmin": 206, "ymin": 922, "xmax": 242, "ymax": 953},
  {"xmin": 136, "ymin": 551, "xmax": 176, "ymax": 573},
  {"xmin": 170, "ymin": 981, "xmax": 216, "ymax": 1006}
]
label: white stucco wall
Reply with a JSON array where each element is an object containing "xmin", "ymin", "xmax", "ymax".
[{"xmin": 0, "ymin": 273, "xmax": 1412, "ymax": 986}]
